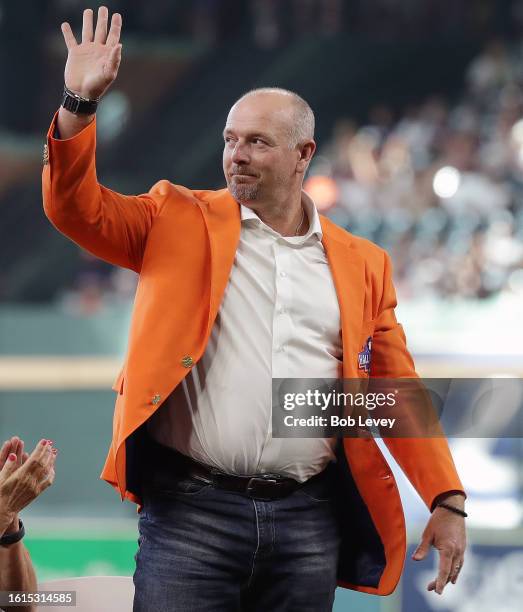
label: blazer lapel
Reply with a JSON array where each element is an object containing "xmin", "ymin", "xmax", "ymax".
[
  {"xmin": 321, "ymin": 220, "xmax": 366, "ymax": 377},
  {"xmin": 198, "ymin": 189, "xmax": 241, "ymax": 338}
]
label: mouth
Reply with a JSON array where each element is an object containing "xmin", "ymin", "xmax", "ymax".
[{"xmin": 231, "ymin": 173, "xmax": 258, "ymax": 181}]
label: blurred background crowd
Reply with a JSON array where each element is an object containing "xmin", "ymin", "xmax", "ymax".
[
  {"xmin": 312, "ymin": 41, "xmax": 523, "ymax": 301},
  {"xmin": 1, "ymin": 0, "xmax": 523, "ymax": 310},
  {"xmin": 0, "ymin": 2, "xmax": 522, "ymax": 612}
]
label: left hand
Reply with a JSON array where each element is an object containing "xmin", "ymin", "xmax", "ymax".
[
  {"xmin": 0, "ymin": 436, "xmax": 29, "ymax": 534},
  {"xmin": 0, "ymin": 438, "xmax": 56, "ymax": 534},
  {"xmin": 412, "ymin": 494, "xmax": 466, "ymax": 594}
]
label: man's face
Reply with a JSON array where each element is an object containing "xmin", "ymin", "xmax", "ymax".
[{"xmin": 223, "ymin": 94, "xmax": 299, "ymax": 206}]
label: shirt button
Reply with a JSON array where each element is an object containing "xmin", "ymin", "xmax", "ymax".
[
  {"xmin": 278, "ymin": 306, "xmax": 285, "ymax": 314},
  {"xmin": 152, "ymin": 394, "xmax": 161, "ymax": 405},
  {"xmin": 277, "ymin": 345, "xmax": 286, "ymax": 352},
  {"xmin": 279, "ymin": 271, "xmax": 287, "ymax": 278}
]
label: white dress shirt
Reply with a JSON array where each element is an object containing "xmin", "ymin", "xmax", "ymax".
[{"xmin": 148, "ymin": 192, "xmax": 342, "ymax": 482}]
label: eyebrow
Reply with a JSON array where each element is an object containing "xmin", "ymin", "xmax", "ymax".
[{"xmin": 222, "ymin": 128, "xmax": 274, "ymax": 143}]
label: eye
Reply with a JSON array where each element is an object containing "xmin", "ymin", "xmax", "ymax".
[{"xmin": 253, "ymin": 138, "xmax": 266, "ymax": 145}]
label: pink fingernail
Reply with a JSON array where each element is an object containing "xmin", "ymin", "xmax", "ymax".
[
  {"xmin": 52, "ymin": 449, "xmax": 58, "ymax": 455},
  {"xmin": 41, "ymin": 440, "xmax": 48, "ymax": 446},
  {"xmin": 8, "ymin": 453, "xmax": 16, "ymax": 461}
]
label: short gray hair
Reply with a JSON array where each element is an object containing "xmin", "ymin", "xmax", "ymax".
[{"xmin": 235, "ymin": 87, "xmax": 315, "ymax": 147}]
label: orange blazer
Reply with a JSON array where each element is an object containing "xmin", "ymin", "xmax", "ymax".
[{"xmin": 42, "ymin": 114, "xmax": 465, "ymax": 595}]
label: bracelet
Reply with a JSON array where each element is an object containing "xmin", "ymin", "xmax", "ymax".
[
  {"xmin": 0, "ymin": 519, "xmax": 25, "ymax": 546},
  {"xmin": 437, "ymin": 502, "xmax": 468, "ymax": 518}
]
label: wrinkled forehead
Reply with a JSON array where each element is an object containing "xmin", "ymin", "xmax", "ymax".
[{"xmin": 224, "ymin": 96, "xmax": 294, "ymax": 139}]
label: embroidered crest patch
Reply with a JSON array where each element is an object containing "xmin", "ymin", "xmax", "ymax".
[{"xmin": 358, "ymin": 337, "xmax": 372, "ymax": 374}]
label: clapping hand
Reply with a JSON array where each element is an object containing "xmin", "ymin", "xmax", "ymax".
[{"xmin": 0, "ymin": 438, "xmax": 57, "ymax": 535}]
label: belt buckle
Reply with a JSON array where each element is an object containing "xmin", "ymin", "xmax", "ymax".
[{"xmin": 246, "ymin": 474, "xmax": 282, "ymax": 499}]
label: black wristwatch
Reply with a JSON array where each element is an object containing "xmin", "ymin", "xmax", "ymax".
[
  {"xmin": 62, "ymin": 85, "xmax": 99, "ymax": 115},
  {"xmin": 0, "ymin": 519, "xmax": 25, "ymax": 546}
]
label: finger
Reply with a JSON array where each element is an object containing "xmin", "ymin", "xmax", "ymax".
[
  {"xmin": 38, "ymin": 442, "xmax": 55, "ymax": 469},
  {"xmin": 106, "ymin": 12, "xmax": 122, "ymax": 46},
  {"xmin": 94, "ymin": 5, "xmax": 109, "ymax": 44},
  {"xmin": 107, "ymin": 43, "xmax": 122, "ymax": 78},
  {"xmin": 0, "ymin": 453, "xmax": 19, "ymax": 477},
  {"xmin": 40, "ymin": 453, "xmax": 56, "ymax": 488},
  {"xmin": 0, "ymin": 440, "xmax": 11, "ymax": 466},
  {"xmin": 412, "ymin": 535, "xmax": 431, "ymax": 561},
  {"xmin": 428, "ymin": 571, "xmax": 455, "ymax": 592},
  {"xmin": 20, "ymin": 442, "xmax": 52, "ymax": 482},
  {"xmin": 10, "ymin": 437, "xmax": 20, "ymax": 462},
  {"xmin": 21, "ymin": 452, "xmax": 29, "ymax": 464},
  {"xmin": 82, "ymin": 8, "xmax": 94, "ymax": 44},
  {"xmin": 27, "ymin": 439, "xmax": 51, "ymax": 464},
  {"xmin": 435, "ymin": 548, "xmax": 453, "ymax": 594},
  {"xmin": 1, "ymin": 440, "xmax": 16, "ymax": 468},
  {"xmin": 61, "ymin": 22, "xmax": 78, "ymax": 50},
  {"xmin": 15, "ymin": 439, "xmax": 24, "ymax": 466},
  {"xmin": 47, "ymin": 467, "xmax": 56, "ymax": 487},
  {"xmin": 450, "ymin": 556, "xmax": 464, "ymax": 584}
]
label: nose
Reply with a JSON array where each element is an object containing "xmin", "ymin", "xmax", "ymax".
[{"xmin": 231, "ymin": 141, "xmax": 250, "ymax": 165}]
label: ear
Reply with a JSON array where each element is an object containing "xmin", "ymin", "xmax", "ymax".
[{"xmin": 296, "ymin": 140, "xmax": 316, "ymax": 174}]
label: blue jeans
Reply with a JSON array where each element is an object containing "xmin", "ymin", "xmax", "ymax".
[{"xmin": 133, "ymin": 465, "xmax": 341, "ymax": 611}]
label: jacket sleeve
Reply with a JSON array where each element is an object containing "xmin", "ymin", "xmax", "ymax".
[
  {"xmin": 372, "ymin": 250, "xmax": 467, "ymax": 510},
  {"xmin": 42, "ymin": 111, "xmax": 168, "ymax": 273}
]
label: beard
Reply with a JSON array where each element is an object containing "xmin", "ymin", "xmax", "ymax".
[{"xmin": 228, "ymin": 179, "xmax": 261, "ymax": 203}]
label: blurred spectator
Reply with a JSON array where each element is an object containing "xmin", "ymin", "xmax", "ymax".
[
  {"xmin": 250, "ymin": 0, "xmax": 283, "ymax": 48},
  {"xmin": 466, "ymin": 39, "xmax": 514, "ymax": 98},
  {"xmin": 58, "ymin": 250, "xmax": 138, "ymax": 316},
  {"xmin": 306, "ymin": 38, "xmax": 523, "ymax": 301}
]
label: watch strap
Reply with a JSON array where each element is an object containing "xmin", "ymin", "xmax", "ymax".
[
  {"xmin": 62, "ymin": 86, "xmax": 99, "ymax": 115},
  {"xmin": 0, "ymin": 519, "xmax": 25, "ymax": 546}
]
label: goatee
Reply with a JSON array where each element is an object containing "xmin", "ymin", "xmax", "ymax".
[{"xmin": 229, "ymin": 182, "xmax": 260, "ymax": 202}]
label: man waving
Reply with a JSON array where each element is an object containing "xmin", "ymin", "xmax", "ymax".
[{"xmin": 43, "ymin": 7, "xmax": 467, "ymax": 611}]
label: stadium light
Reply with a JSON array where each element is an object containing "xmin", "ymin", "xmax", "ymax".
[{"xmin": 433, "ymin": 166, "xmax": 461, "ymax": 199}]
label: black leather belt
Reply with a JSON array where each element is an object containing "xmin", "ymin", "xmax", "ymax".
[
  {"xmin": 144, "ymin": 435, "xmax": 327, "ymax": 501},
  {"xmin": 186, "ymin": 463, "xmax": 301, "ymax": 500}
]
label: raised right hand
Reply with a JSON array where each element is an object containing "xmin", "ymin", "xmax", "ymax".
[{"xmin": 61, "ymin": 6, "xmax": 122, "ymax": 100}]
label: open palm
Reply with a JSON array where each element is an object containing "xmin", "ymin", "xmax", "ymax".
[{"xmin": 62, "ymin": 6, "xmax": 122, "ymax": 100}]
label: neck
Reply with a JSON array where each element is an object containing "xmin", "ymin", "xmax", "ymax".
[{"xmin": 247, "ymin": 192, "xmax": 309, "ymax": 237}]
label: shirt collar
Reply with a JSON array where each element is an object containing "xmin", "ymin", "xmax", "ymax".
[{"xmin": 240, "ymin": 190, "xmax": 323, "ymax": 241}]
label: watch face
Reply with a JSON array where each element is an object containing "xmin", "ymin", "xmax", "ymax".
[
  {"xmin": 62, "ymin": 93, "xmax": 81, "ymax": 114},
  {"xmin": 62, "ymin": 91, "xmax": 97, "ymax": 115}
]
